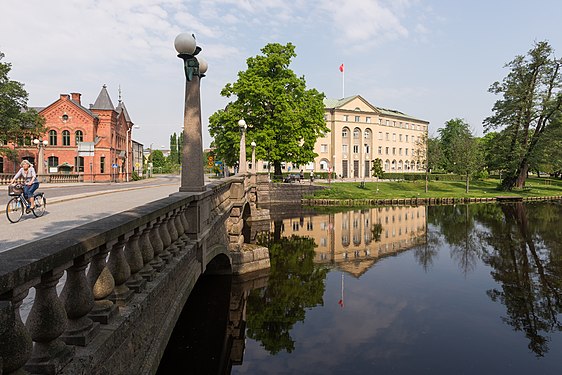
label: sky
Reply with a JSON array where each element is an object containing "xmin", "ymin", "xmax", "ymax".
[{"xmin": 1, "ymin": 0, "xmax": 561, "ymax": 150}]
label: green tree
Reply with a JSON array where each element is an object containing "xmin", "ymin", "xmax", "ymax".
[
  {"xmin": 484, "ymin": 41, "xmax": 562, "ymax": 189},
  {"xmin": 208, "ymin": 43, "xmax": 328, "ymax": 178},
  {"xmin": 150, "ymin": 149, "xmax": 166, "ymax": 172},
  {"xmin": 438, "ymin": 119, "xmax": 482, "ymax": 192},
  {"xmin": 0, "ymin": 51, "xmax": 45, "ymax": 157},
  {"xmin": 370, "ymin": 158, "xmax": 384, "ymax": 178},
  {"xmin": 169, "ymin": 133, "xmax": 178, "ymax": 166}
]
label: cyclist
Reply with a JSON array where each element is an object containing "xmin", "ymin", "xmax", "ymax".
[{"xmin": 9, "ymin": 160, "xmax": 39, "ymax": 209}]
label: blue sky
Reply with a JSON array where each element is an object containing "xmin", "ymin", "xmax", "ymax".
[{"xmin": 1, "ymin": 0, "xmax": 561, "ymax": 150}]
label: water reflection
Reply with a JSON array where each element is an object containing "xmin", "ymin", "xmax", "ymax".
[
  {"xmin": 160, "ymin": 202, "xmax": 562, "ymax": 374},
  {"xmin": 270, "ymin": 206, "xmax": 427, "ymax": 276}
]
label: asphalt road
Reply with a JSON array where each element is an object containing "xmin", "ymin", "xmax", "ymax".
[{"xmin": 0, "ymin": 175, "xmax": 183, "ymax": 253}]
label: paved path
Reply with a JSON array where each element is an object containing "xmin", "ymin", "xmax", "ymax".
[{"xmin": 0, "ymin": 177, "xmax": 181, "ymax": 253}]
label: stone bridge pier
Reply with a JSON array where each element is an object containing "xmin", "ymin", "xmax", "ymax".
[{"xmin": 0, "ymin": 175, "xmax": 270, "ymax": 375}]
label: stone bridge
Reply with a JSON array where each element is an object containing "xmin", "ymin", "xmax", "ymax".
[{"xmin": 0, "ymin": 174, "xmax": 271, "ymax": 375}]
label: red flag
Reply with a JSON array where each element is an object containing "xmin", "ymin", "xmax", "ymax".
[{"xmin": 339, "ymin": 63, "xmax": 344, "ymax": 73}]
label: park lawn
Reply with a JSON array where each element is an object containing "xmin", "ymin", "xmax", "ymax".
[{"xmin": 310, "ymin": 178, "xmax": 562, "ymax": 200}]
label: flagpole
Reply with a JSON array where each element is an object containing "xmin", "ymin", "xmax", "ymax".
[{"xmin": 342, "ymin": 66, "xmax": 345, "ymax": 98}]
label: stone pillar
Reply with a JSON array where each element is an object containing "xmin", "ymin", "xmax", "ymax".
[
  {"xmin": 25, "ymin": 271, "xmax": 75, "ymax": 374},
  {"xmin": 0, "ymin": 291, "xmax": 32, "ymax": 374},
  {"xmin": 168, "ymin": 211, "xmax": 179, "ymax": 243},
  {"xmin": 179, "ymin": 74, "xmax": 205, "ymax": 192},
  {"xmin": 60, "ymin": 254, "xmax": 100, "ymax": 346},
  {"xmin": 87, "ymin": 244, "xmax": 118, "ymax": 324},
  {"xmin": 107, "ymin": 237, "xmax": 133, "ymax": 306}
]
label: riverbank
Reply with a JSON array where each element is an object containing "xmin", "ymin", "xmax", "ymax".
[{"xmin": 304, "ymin": 178, "xmax": 562, "ymax": 205}]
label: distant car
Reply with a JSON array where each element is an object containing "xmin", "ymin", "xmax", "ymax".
[{"xmin": 283, "ymin": 174, "xmax": 301, "ymax": 183}]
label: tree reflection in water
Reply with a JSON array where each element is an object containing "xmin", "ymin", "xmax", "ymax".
[
  {"xmin": 431, "ymin": 202, "xmax": 562, "ymax": 356},
  {"xmin": 246, "ymin": 234, "xmax": 328, "ymax": 354}
]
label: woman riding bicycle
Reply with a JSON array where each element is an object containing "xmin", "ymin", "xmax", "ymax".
[{"xmin": 10, "ymin": 160, "xmax": 39, "ymax": 209}]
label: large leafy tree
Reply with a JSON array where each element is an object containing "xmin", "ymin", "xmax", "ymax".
[
  {"xmin": 484, "ymin": 41, "xmax": 562, "ymax": 189},
  {"xmin": 0, "ymin": 51, "xmax": 45, "ymax": 157},
  {"xmin": 208, "ymin": 43, "xmax": 328, "ymax": 177}
]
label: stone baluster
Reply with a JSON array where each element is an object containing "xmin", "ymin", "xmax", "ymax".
[
  {"xmin": 139, "ymin": 222, "xmax": 157, "ymax": 280},
  {"xmin": 158, "ymin": 215, "xmax": 173, "ymax": 263},
  {"xmin": 125, "ymin": 228, "xmax": 147, "ymax": 292},
  {"xmin": 180, "ymin": 204, "xmax": 190, "ymax": 237},
  {"xmin": 60, "ymin": 254, "xmax": 100, "ymax": 346},
  {"xmin": 168, "ymin": 210, "xmax": 179, "ymax": 243},
  {"xmin": 149, "ymin": 219, "xmax": 165, "ymax": 271},
  {"xmin": 175, "ymin": 207, "xmax": 185, "ymax": 237},
  {"xmin": 0, "ymin": 290, "xmax": 32, "ymax": 374},
  {"xmin": 25, "ymin": 270, "xmax": 75, "ymax": 374},
  {"xmin": 107, "ymin": 236, "xmax": 133, "ymax": 306},
  {"xmin": 87, "ymin": 244, "xmax": 118, "ymax": 324}
]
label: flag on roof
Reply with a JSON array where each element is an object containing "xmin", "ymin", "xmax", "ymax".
[{"xmin": 339, "ymin": 63, "xmax": 344, "ymax": 73}]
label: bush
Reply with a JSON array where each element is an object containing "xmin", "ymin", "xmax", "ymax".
[{"xmin": 131, "ymin": 171, "xmax": 141, "ymax": 181}]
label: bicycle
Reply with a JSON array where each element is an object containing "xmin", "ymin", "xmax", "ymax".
[{"xmin": 6, "ymin": 184, "xmax": 47, "ymax": 223}]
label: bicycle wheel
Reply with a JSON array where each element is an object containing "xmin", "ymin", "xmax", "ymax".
[
  {"xmin": 6, "ymin": 197, "xmax": 24, "ymax": 223},
  {"xmin": 32, "ymin": 194, "xmax": 47, "ymax": 217}
]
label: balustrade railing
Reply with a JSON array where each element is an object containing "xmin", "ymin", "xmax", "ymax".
[{"xmin": 0, "ymin": 178, "xmax": 241, "ymax": 374}]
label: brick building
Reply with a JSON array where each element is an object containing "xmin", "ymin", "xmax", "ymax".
[{"xmin": 1, "ymin": 85, "xmax": 139, "ymax": 182}]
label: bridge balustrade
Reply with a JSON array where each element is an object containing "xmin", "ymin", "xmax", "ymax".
[{"xmin": 0, "ymin": 178, "xmax": 256, "ymax": 374}]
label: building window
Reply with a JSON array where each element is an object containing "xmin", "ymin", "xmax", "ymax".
[
  {"xmin": 353, "ymin": 145, "xmax": 359, "ymax": 154},
  {"xmin": 342, "ymin": 129, "xmax": 348, "ymax": 138},
  {"xmin": 354, "ymin": 116, "xmax": 360, "ymax": 122},
  {"xmin": 378, "ymin": 132, "xmax": 383, "ymax": 140},
  {"xmin": 378, "ymin": 146, "xmax": 382, "ymax": 155},
  {"xmin": 405, "ymin": 148, "xmax": 409, "ymax": 156},
  {"xmin": 342, "ymin": 144, "xmax": 348, "ymax": 154},
  {"xmin": 406, "ymin": 135, "xmax": 409, "ymax": 142},
  {"xmin": 62, "ymin": 130, "xmax": 70, "ymax": 146},
  {"xmin": 366, "ymin": 117, "xmax": 371, "ymax": 123},
  {"xmin": 353, "ymin": 129, "xmax": 360, "ymax": 138},
  {"xmin": 100, "ymin": 156, "xmax": 105, "ymax": 174},
  {"xmin": 385, "ymin": 147, "xmax": 389, "ymax": 155},
  {"xmin": 392, "ymin": 133, "xmax": 396, "ymax": 141},
  {"xmin": 392, "ymin": 147, "xmax": 396, "ymax": 155},
  {"xmin": 0, "ymin": 157, "xmax": 3, "ymax": 173},
  {"xmin": 386, "ymin": 120, "xmax": 389, "ymax": 126},
  {"xmin": 399, "ymin": 148, "xmax": 402, "ymax": 155},
  {"xmin": 48, "ymin": 156, "xmax": 58, "ymax": 169},
  {"xmin": 343, "ymin": 115, "xmax": 349, "ymax": 121},
  {"xmin": 75, "ymin": 130, "xmax": 83, "ymax": 143},
  {"xmin": 386, "ymin": 132, "xmax": 389, "ymax": 141},
  {"xmin": 364, "ymin": 144, "xmax": 370, "ymax": 154},
  {"xmin": 321, "ymin": 144, "xmax": 328, "ymax": 153},
  {"xmin": 49, "ymin": 130, "xmax": 58, "ymax": 146},
  {"xmin": 75, "ymin": 156, "xmax": 84, "ymax": 172},
  {"xmin": 399, "ymin": 134, "xmax": 403, "ymax": 142}
]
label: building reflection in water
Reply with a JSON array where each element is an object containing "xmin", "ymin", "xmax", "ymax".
[{"xmin": 272, "ymin": 206, "xmax": 427, "ymax": 276}]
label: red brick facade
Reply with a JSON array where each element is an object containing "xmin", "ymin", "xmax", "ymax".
[{"xmin": 1, "ymin": 86, "xmax": 138, "ymax": 182}]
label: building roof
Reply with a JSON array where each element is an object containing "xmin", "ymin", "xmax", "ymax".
[
  {"xmin": 116, "ymin": 101, "xmax": 132, "ymax": 123},
  {"xmin": 324, "ymin": 95, "xmax": 428, "ymax": 124},
  {"xmin": 90, "ymin": 85, "xmax": 115, "ymax": 110}
]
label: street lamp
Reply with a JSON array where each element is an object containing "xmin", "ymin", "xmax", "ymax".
[
  {"xmin": 33, "ymin": 138, "xmax": 48, "ymax": 179},
  {"xmin": 175, "ymin": 32, "xmax": 208, "ymax": 192},
  {"xmin": 238, "ymin": 119, "xmax": 248, "ymax": 174},
  {"xmin": 251, "ymin": 141, "xmax": 256, "ymax": 174}
]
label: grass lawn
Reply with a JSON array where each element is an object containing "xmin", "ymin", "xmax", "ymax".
[{"xmin": 310, "ymin": 177, "xmax": 562, "ymax": 200}]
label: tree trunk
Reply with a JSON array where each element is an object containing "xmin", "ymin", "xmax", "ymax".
[
  {"xmin": 425, "ymin": 170, "xmax": 428, "ymax": 193},
  {"xmin": 515, "ymin": 161, "xmax": 530, "ymax": 188},
  {"xmin": 466, "ymin": 172, "xmax": 469, "ymax": 193},
  {"xmin": 273, "ymin": 161, "xmax": 283, "ymax": 180}
]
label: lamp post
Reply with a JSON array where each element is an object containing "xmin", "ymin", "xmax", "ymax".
[
  {"xmin": 175, "ymin": 32, "xmax": 208, "ymax": 192},
  {"xmin": 33, "ymin": 138, "xmax": 48, "ymax": 179},
  {"xmin": 251, "ymin": 141, "xmax": 256, "ymax": 174},
  {"xmin": 238, "ymin": 119, "xmax": 248, "ymax": 174}
]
